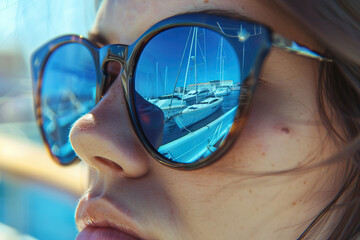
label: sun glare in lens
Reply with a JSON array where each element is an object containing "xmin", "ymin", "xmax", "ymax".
[
  {"xmin": 41, "ymin": 43, "xmax": 97, "ymax": 164},
  {"xmin": 134, "ymin": 24, "xmax": 265, "ymax": 165}
]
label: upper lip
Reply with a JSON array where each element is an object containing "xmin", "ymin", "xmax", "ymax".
[{"xmin": 76, "ymin": 192, "xmax": 147, "ymax": 240}]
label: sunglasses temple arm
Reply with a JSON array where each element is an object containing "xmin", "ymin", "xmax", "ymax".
[{"xmin": 271, "ymin": 33, "xmax": 333, "ymax": 62}]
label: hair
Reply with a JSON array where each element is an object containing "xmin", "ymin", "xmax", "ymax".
[{"xmin": 273, "ymin": 0, "xmax": 360, "ymax": 239}]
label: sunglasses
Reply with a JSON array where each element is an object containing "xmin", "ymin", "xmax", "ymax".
[{"xmin": 31, "ymin": 12, "xmax": 331, "ymax": 170}]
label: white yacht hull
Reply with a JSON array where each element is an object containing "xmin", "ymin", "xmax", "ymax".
[
  {"xmin": 158, "ymin": 106, "xmax": 238, "ymax": 163},
  {"xmin": 214, "ymin": 88, "xmax": 230, "ymax": 97},
  {"xmin": 174, "ymin": 97, "xmax": 223, "ymax": 129},
  {"xmin": 148, "ymin": 97, "xmax": 186, "ymax": 118}
]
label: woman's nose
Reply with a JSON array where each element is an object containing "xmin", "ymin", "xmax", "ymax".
[{"xmin": 69, "ymin": 74, "xmax": 150, "ymax": 178}]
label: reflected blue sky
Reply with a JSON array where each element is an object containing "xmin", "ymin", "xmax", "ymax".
[{"xmin": 135, "ymin": 27, "xmax": 241, "ymax": 98}]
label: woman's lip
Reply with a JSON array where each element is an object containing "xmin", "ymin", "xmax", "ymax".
[
  {"xmin": 76, "ymin": 227, "xmax": 141, "ymax": 240},
  {"xmin": 76, "ymin": 194, "xmax": 148, "ymax": 240}
]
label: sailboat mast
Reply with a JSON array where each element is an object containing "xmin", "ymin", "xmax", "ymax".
[
  {"xmin": 222, "ymin": 58, "xmax": 225, "ymax": 82},
  {"xmin": 242, "ymin": 42, "xmax": 245, "ymax": 82},
  {"xmin": 201, "ymin": 28, "xmax": 207, "ymax": 84},
  {"xmin": 165, "ymin": 66, "xmax": 168, "ymax": 95},
  {"xmin": 194, "ymin": 27, "xmax": 198, "ymax": 103},
  {"xmin": 220, "ymin": 36, "xmax": 224, "ymax": 82},
  {"xmin": 181, "ymin": 27, "xmax": 197, "ymax": 106},
  {"xmin": 170, "ymin": 27, "xmax": 193, "ymax": 113}
]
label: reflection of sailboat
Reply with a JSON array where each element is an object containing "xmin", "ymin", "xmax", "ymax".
[
  {"xmin": 174, "ymin": 97, "xmax": 223, "ymax": 129},
  {"xmin": 179, "ymin": 27, "xmax": 208, "ymax": 106},
  {"xmin": 231, "ymin": 84, "xmax": 241, "ymax": 91},
  {"xmin": 148, "ymin": 94, "xmax": 186, "ymax": 118},
  {"xmin": 151, "ymin": 26, "xmax": 246, "ymax": 164},
  {"xmin": 213, "ymin": 36, "xmax": 231, "ymax": 97},
  {"xmin": 182, "ymin": 89, "xmax": 210, "ymax": 102},
  {"xmin": 214, "ymin": 86, "xmax": 230, "ymax": 97}
]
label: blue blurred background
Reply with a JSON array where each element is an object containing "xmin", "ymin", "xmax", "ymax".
[{"xmin": 0, "ymin": 0, "xmax": 100, "ymax": 239}]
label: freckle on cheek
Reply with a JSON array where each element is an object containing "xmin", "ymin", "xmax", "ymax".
[
  {"xmin": 281, "ymin": 128, "xmax": 290, "ymax": 134},
  {"xmin": 273, "ymin": 124, "xmax": 291, "ymax": 135}
]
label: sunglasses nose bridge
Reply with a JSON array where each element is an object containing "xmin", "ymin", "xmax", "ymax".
[
  {"xmin": 99, "ymin": 45, "xmax": 128, "ymax": 96},
  {"xmin": 100, "ymin": 44, "xmax": 128, "ymax": 71}
]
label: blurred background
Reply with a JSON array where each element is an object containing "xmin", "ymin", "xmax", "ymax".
[{"xmin": 0, "ymin": 0, "xmax": 100, "ymax": 239}]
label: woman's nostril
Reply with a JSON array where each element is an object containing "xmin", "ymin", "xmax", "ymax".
[{"xmin": 94, "ymin": 156, "xmax": 124, "ymax": 172}]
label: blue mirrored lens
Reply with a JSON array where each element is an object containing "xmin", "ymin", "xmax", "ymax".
[
  {"xmin": 134, "ymin": 24, "xmax": 266, "ymax": 164},
  {"xmin": 41, "ymin": 43, "xmax": 97, "ymax": 164},
  {"xmin": 134, "ymin": 22, "xmax": 269, "ymax": 165}
]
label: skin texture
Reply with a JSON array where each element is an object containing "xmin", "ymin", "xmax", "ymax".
[{"xmin": 70, "ymin": 0, "xmax": 345, "ymax": 239}]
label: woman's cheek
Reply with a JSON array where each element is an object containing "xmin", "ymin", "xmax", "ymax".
[{"xmin": 219, "ymin": 83, "xmax": 326, "ymax": 173}]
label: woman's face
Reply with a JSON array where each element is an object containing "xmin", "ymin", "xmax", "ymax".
[{"xmin": 71, "ymin": 0, "xmax": 344, "ymax": 239}]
